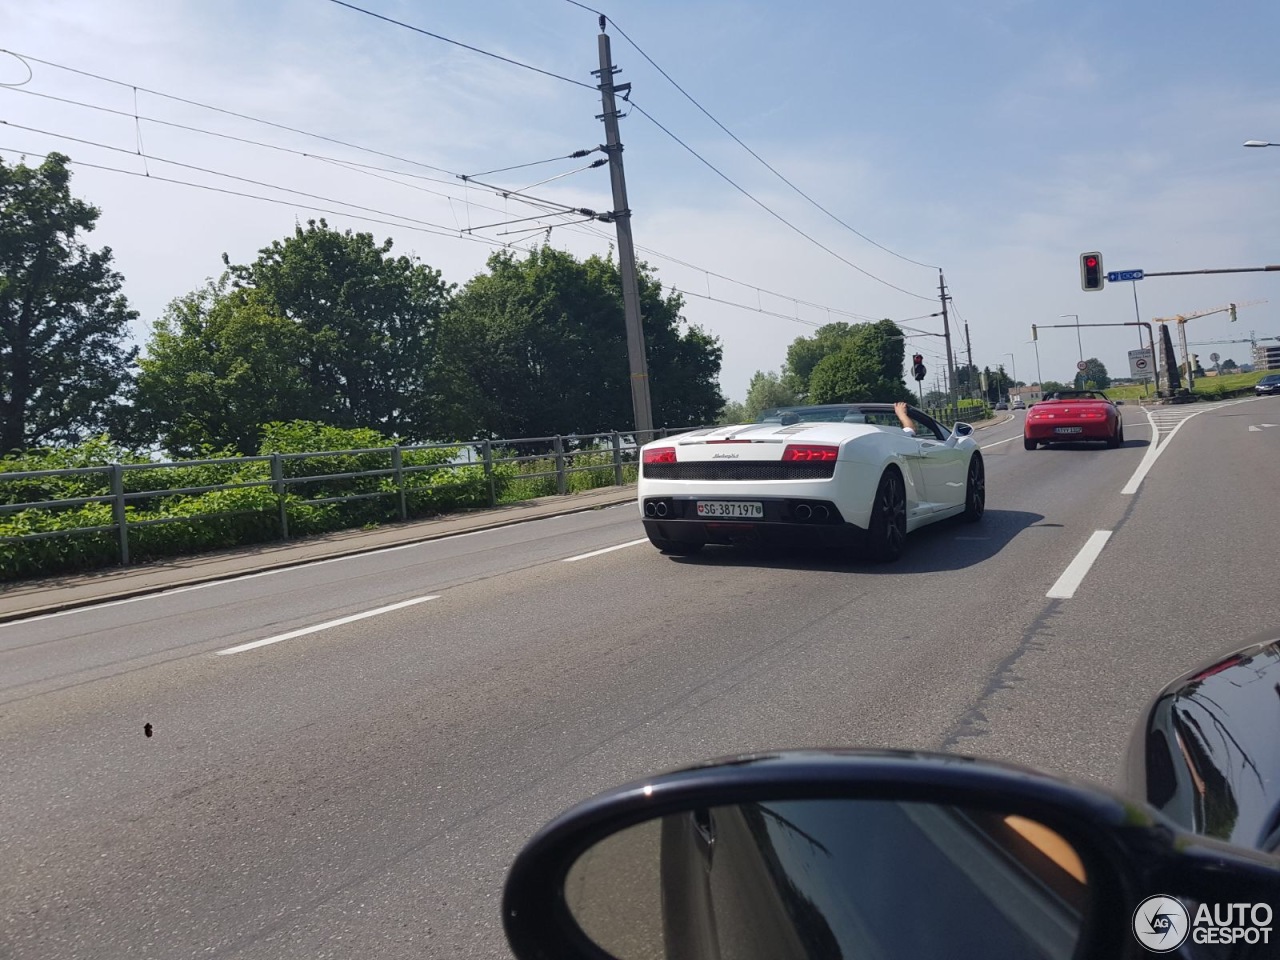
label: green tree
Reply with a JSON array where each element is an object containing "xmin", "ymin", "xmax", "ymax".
[
  {"xmin": 225, "ymin": 219, "xmax": 452, "ymax": 439},
  {"xmin": 743, "ymin": 370, "xmax": 798, "ymax": 420},
  {"xmin": 440, "ymin": 246, "xmax": 722, "ymax": 439},
  {"xmin": 1073, "ymin": 358, "xmax": 1111, "ymax": 389},
  {"xmin": 1040, "ymin": 380, "xmax": 1071, "ymax": 395},
  {"xmin": 807, "ymin": 319, "xmax": 912, "ymax": 404},
  {"xmin": 1221, "ymin": 357, "xmax": 1238, "ymax": 372},
  {"xmin": 954, "ymin": 362, "xmax": 980, "ymax": 392},
  {"xmin": 135, "ymin": 221, "xmax": 453, "ymax": 453},
  {"xmin": 782, "ymin": 322, "xmax": 858, "ymax": 400},
  {"xmin": 717, "ymin": 399, "xmax": 747, "ymax": 425},
  {"xmin": 135, "ymin": 279, "xmax": 315, "ymax": 455},
  {"xmin": 0, "ymin": 153, "xmax": 137, "ymax": 453}
]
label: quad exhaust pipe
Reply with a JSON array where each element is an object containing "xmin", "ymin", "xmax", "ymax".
[{"xmin": 794, "ymin": 502, "xmax": 829, "ymax": 522}]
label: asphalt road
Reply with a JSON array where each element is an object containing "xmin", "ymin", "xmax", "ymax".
[{"xmin": 2, "ymin": 400, "xmax": 1278, "ymax": 959}]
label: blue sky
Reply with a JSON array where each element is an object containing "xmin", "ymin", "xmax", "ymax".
[{"xmin": 3, "ymin": 0, "xmax": 1279, "ymax": 403}]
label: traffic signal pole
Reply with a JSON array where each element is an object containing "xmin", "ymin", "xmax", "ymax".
[{"xmin": 1032, "ymin": 320, "xmax": 1160, "ymax": 396}]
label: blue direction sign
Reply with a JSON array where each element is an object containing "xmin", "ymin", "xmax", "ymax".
[{"xmin": 1107, "ymin": 269, "xmax": 1145, "ymax": 282}]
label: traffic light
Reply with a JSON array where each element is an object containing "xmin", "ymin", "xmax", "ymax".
[
  {"xmin": 911, "ymin": 353, "xmax": 926, "ymax": 382},
  {"xmin": 1080, "ymin": 251, "xmax": 1104, "ymax": 291},
  {"xmin": 1229, "ymin": 302, "xmax": 1238, "ymax": 322},
  {"xmin": 1031, "ymin": 324, "xmax": 1037, "ymax": 340}
]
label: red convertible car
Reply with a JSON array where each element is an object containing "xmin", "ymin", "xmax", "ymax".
[{"xmin": 1023, "ymin": 390, "xmax": 1124, "ymax": 449}]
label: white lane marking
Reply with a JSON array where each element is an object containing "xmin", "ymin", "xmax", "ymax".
[
  {"xmin": 1119, "ymin": 407, "xmax": 1165, "ymax": 496},
  {"xmin": 981, "ymin": 435, "xmax": 1022, "ymax": 449},
  {"xmin": 1118, "ymin": 400, "xmax": 1247, "ymax": 494},
  {"xmin": 1046, "ymin": 531, "xmax": 1112, "ymax": 599},
  {"xmin": 562, "ymin": 538, "xmax": 648, "ymax": 562},
  {"xmin": 216, "ymin": 595, "xmax": 438, "ymax": 655},
  {"xmin": 2, "ymin": 505, "xmax": 634, "ymax": 629}
]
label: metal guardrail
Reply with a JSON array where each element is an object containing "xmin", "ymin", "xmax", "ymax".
[{"xmin": 0, "ymin": 428, "xmax": 683, "ymax": 570}]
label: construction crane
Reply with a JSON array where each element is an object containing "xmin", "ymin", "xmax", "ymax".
[{"xmin": 1150, "ymin": 299, "xmax": 1267, "ymax": 386}]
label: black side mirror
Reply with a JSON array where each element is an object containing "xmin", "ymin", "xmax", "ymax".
[{"xmin": 503, "ymin": 751, "xmax": 1280, "ymax": 960}]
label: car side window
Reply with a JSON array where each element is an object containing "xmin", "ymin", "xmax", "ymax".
[{"xmin": 910, "ymin": 413, "xmax": 947, "ymax": 441}]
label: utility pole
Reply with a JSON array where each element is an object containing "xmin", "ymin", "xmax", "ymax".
[
  {"xmin": 594, "ymin": 19, "xmax": 653, "ymax": 438},
  {"xmin": 938, "ymin": 271, "xmax": 958, "ymax": 420},
  {"xmin": 964, "ymin": 320, "xmax": 974, "ymax": 400}
]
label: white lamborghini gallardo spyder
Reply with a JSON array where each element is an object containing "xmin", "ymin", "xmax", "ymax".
[{"xmin": 638, "ymin": 403, "xmax": 984, "ymax": 561}]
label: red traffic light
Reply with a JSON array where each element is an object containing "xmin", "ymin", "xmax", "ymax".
[{"xmin": 1080, "ymin": 251, "xmax": 1104, "ymax": 291}]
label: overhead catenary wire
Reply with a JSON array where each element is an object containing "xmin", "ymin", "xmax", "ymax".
[
  {"xmin": 1, "ymin": 51, "xmax": 943, "ymax": 344},
  {"xmin": 0, "ymin": 146, "xmax": 515, "ymax": 250},
  {"xmin": 562, "ymin": 0, "xmax": 938, "ymax": 272},
  {"xmin": 228, "ymin": 5, "xmax": 940, "ymax": 301},
  {"xmin": 465, "ymin": 148, "xmax": 599, "ymax": 179},
  {"xmin": 8, "ymin": 142, "xmax": 946, "ymax": 361},
  {"xmin": 0, "ymin": 121, "xmax": 474, "ymax": 236},
  {"xmin": 0, "ymin": 86, "xmax": 597, "ymax": 220},
  {"xmin": 323, "ymin": 0, "xmax": 597, "ymax": 91},
  {"xmin": 3, "ymin": 50, "xmax": 931, "ymax": 336},
  {"xmin": 1, "ymin": 90, "xmax": 892, "ymax": 337},
  {"xmin": 627, "ymin": 101, "xmax": 936, "ymax": 303}
]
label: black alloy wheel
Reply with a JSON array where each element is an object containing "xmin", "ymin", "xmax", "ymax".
[
  {"xmin": 866, "ymin": 468, "xmax": 907, "ymax": 562},
  {"xmin": 962, "ymin": 454, "xmax": 985, "ymax": 522}
]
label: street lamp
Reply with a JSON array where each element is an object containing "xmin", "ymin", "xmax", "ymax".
[
  {"xmin": 1059, "ymin": 313, "xmax": 1084, "ymax": 364},
  {"xmin": 1244, "ymin": 140, "xmax": 1277, "ymax": 147}
]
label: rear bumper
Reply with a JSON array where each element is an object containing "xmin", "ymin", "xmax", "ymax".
[
  {"xmin": 1025, "ymin": 424, "xmax": 1112, "ymax": 442},
  {"xmin": 641, "ymin": 496, "xmax": 865, "ymax": 547}
]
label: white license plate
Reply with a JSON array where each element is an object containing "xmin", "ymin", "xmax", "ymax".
[
  {"xmin": 696, "ymin": 500, "xmax": 764, "ymax": 519},
  {"xmin": 1054, "ymin": 426, "xmax": 1083, "ymax": 434}
]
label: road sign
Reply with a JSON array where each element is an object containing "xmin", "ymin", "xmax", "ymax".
[
  {"xmin": 1106, "ymin": 269, "xmax": 1145, "ymax": 282},
  {"xmin": 1128, "ymin": 348, "xmax": 1154, "ymax": 379},
  {"xmin": 1077, "ymin": 360, "xmax": 1088, "ymax": 372}
]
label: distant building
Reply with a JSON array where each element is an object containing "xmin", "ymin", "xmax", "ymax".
[
  {"xmin": 1254, "ymin": 343, "xmax": 1280, "ymax": 370},
  {"xmin": 1010, "ymin": 384, "xmax": 1043, "ymax": 403}
]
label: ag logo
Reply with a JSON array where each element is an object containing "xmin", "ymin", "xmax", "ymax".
[{"xmin": 1133, "ymin": 895, "xmax": 1190, "ymax": 952}]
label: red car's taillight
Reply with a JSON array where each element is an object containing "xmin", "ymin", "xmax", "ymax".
[
  {"xmin": 642, "ymin": 446, "xmax": 677, "ymax": 464},
  {"xmin": 781, "ymin": 444, "xmax": 839, "ymax": 462}
]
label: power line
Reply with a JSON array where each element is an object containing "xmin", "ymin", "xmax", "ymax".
[
  {"xmin": 0, "ymin": 121, "xmax": 473, "ymax": 236},
  {"xmin": 0, "ymin": 50, "xmax": 461, "ymax": 176},
  {"xmin": 564, "ymin": 1, "xmax": 937, "ymax": 271},
  {"xmin": 628, "ymin": 100, "xmax": 936, "ymax": 303},
  {"xmin": 5, "ymin": 49, "xmax": 939, "ymax": 337},
  {"xmin": 323, "ymin": 0, "xmax": 596, "ymax": 90},
  {"xmin": 2, "ymin": 146, "xmax": 512, "ymax": 250},
  {"xmin": 1, "ymin": 86, "xmax": 600, "ymax": 222},
  {"xmin": 4, "ymin": 83, "xmax": 899, "ymax": 333},
  {"xmin": 466, "ymin": 148, "xmax": 599, "ymax": 178}
]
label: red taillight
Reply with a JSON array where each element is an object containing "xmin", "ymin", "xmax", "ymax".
[
  {"xmin": 781, "ymin": 444, "xmax": 839, "ymax": 462},
  {"xmin": 1077, "ymin": 411, "xmax": 1106, "ymax": 420},
  {"xmin": 642, "ymin": 446, "xmax": 677, "ymax": 464}
]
